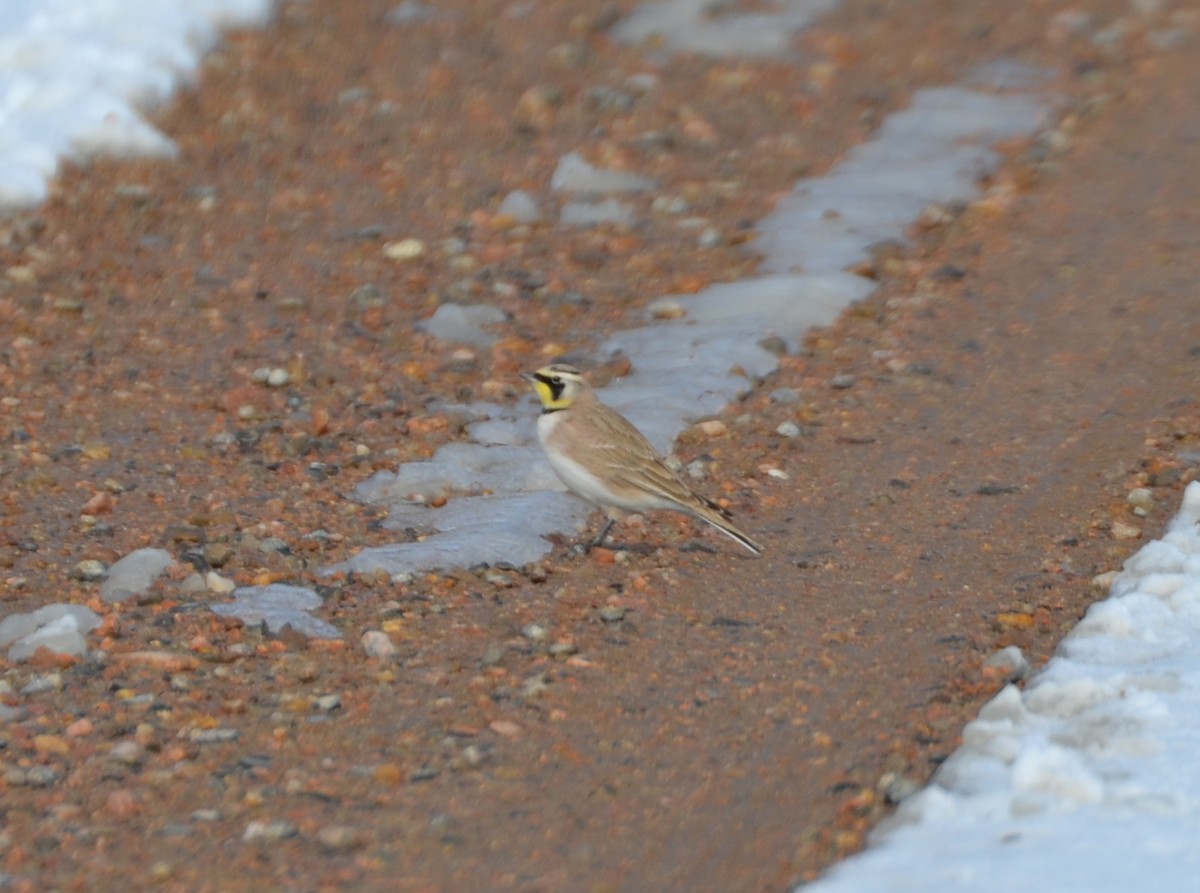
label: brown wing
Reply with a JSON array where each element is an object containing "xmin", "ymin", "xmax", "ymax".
[{"xmin": 578, "ymin": 404, "xmax": 712, "ymax": 511}]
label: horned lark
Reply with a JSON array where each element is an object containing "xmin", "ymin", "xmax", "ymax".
[{"xmin": 523, "ymin": 364, "xmax": 763, "ymax": 555}]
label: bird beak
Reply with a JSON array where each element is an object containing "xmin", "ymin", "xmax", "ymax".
[{"xmin": 520, "ymin": 372, "xmax": 537, "ymax": 383}]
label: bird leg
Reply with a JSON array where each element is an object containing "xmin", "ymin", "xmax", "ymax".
[{"xmin": 589, "ymin": 517, "xmax": 617, "ymax": 550}]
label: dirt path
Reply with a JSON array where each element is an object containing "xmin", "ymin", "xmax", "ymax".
[{"xmin": 1, "ymin": 1, "xmax": 1198, "ymax": 891}]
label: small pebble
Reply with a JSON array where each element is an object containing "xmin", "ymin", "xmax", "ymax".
[
  {"xmin": 361, "ymin": 630, "xmax": 398, "ymax": 659},
  {"xmin": 206, "ymin": 571, "xmax": 237, "ymax": 594},
  {"xmin": 484, "ymin": 570, "xmax": 515, "ymax": 589},
  {"xmin": 453, "ymin": 744, "xmax": 486, "ymax": 770},
  {"xmin": 1127, "ymin": 487, "xmax": 1154, "ymax": 512},
  {"xmin": 769, "ymin": 387, "xmax": 801, "ymax": 404},
  {"xmin": 34, "ymin": 734, "xmax": 70, "ymax": 756},
  {"xmin": 830, "ymin": 374, "xmax": 857, "ymax": 389},
  {"xmin": 109, "ymin": 740, "xmax": 145, "ymax": 765},
  {"xmin": 598, "ymin": 605, "xmax": 626, "ymax": 623},
  {"xmin": 982, "ymin": 645, "xmax": 1032, "ymax": 681},
  {"xmin": 520, "ymin": 675, "xmax": 549, "ymax": 698},
  {"xmin": 317, "ymin": 825, "xmax": 365, "ymax": 852},
  {"xmin": 22, "ymin": 673, "xmax": 63, "ymax": 694},
  {"xmin": 522, "ymin": 623, "xmax": 548, "ymax": 642},
  {"xmin": 481, "ymin": 643, "xmax": 505, "ymax": 667},
  {"xmin": 315, "ymin": 694, "xmax": 342, "ymax": 712},
  {"xmin": 258, "ymin": 537, "xmax": 290, "ymax": 554},
  {"xmin": 53, "ymin": 296, "xmax": 85, "ymax": 313},
  {"xmin": 383, "ymin": 238, "xmax": 426, "ymax": 262},
  {"xmin": 71, "ymin": 559, "xmax": 108, "ymax": 581},
  {"xmin": 776, "ymin": 421, "xmax": 801, "ymax": 438},
  {"xmin": 489, "ymin": 719, "xmax": 521, "ymax": 738},
  {"xmin": 243, "ymin": 820, "xmax": 298, "ymax": 842},
  {"xmin": 878, "ymin": 771, "xmax": 921, "ymax": 805},
  {"xmin": 6, "ymin": 765, "xmax": 61, "ymax": 787},
  {"xmin": 203, "ymin": 543, "xmax": 236, "ymax": 568},
  {"xmin": 190, "ymin": 728, "xmax": 240, "ymax": 744},
  {"xmin": 1110, "ymin": 521, "xmax": 1141, "ymax": 541},
  {"xmin": 179, "ymin": 573, "xmax": 206, "ymax": 595}
]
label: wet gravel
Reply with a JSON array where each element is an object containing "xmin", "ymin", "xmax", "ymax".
[{"xmin": 1, "ymin": 0, "xmax": 1199, "ymax": 891}]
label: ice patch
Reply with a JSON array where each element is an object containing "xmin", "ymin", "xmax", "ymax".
[
  {"xmin": 756, "ymin": 88, "xmax": 1051, "ymax": 276},
  {"xmin": 611, "ymin": 0, "xmax": 841, "ymax": 58},
  {"xmin": 211, "ymin": 583, "xmax": 341, "ymax": 639},
  {"xmin": 640, "ymin": 273, "xmax": 876, "ymax": 353},
  {"xmin": 330, "ymin": 491, "xmax": 588, "ymax": 577}
]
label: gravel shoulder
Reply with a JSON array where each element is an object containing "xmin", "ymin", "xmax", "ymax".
[{"xmin": 1, "ymin": 1, "xmax": 1199, "ymax": 891}]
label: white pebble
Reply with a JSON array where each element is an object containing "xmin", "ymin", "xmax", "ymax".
[
  {"xmin": 205, "ymin": 571, "xmax": 237, "ymax": 594},
  {"xmin": 361, "ymin": 630, "xmax": 398, "ymax": 659},
  {"xmin": 1127, "ymin": 488, "xmax": 1154, "ymax": 511},
  {"xmin": 523, "ymin": 623, "xmax": 548, "ymax": 642},
  {"xmin": 383, "ymin": 238, "xmax": 426, "ymax": 262},
  {"xmin": 315, "ymin": 694, "xmax": 342, "ymax": 712},
  {"xmin": 243, "ymin": 820, "xmax": 298, "ymax": 842}
]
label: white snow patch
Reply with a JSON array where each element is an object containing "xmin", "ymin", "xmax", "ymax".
[
  {"xmin": 0, "ymin": 0, "xmax": 274, "ymax": 209},
  {"xmin": 800, "ymin": 482, "xmax": 1200, "ymax": 893}
]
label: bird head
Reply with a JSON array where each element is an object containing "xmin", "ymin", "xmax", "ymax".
[{"xmin": 522, "ymin": 363, "xmax": 587, "ymax": 411}]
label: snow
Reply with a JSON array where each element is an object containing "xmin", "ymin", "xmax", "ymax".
[
  {"xmin": 0, "ymin": 0, "xmax": 274, "ymax": 209},
  {"xmin": 802, "ymin": 482, "xmax": 1200, "ymax": 892},
  {"xmin": 210, "ymin": 583, "xmax": 342, "ymax": 639}
]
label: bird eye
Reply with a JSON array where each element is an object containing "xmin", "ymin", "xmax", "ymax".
[{"xmin": 550, "ymin": 376, "xmax": 561, "ymax": 384}]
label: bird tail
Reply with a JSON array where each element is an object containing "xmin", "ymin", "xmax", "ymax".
[{"xmin": 694, "ymin": 500, "xmax": 763, "ymax": 556}]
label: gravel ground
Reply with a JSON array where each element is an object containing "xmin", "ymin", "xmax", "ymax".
[{"xmin": 1, "ymin": 1, "xmax": 1199, "ymax": 891}]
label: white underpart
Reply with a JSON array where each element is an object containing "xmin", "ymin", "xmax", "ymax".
[{"xmin": 536, "ymin": 411, "xmax": 673, "ymax": 516}]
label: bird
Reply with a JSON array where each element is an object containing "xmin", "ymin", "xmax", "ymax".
[{"xmin": 522, "ymin": 363, "xmax": 763, "ymax": 555}]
